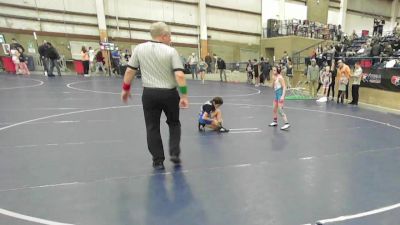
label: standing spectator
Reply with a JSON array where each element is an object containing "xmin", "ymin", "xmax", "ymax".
[
  {"xmin": 81, "ymin": 46, "xmax": 90, "ymax": 77},
  {"xmin": 213, "ymin": 53, "xmax": 218, "ymax": 74},
  {"xmin": 281, "ymin": 51, "xmax": 289, "ymax": 65},
  {"xmin": 373, "ymin": 18, "xmax": 379, "ymax": 36},
  {"xmin": 198, "ymin": 58, "xmax": 208, "ymax": 84},
  {"xmin": 46, "ymin": 42, "xmax": 61, "ymax": 77},
  {"xmin": 205, "ymin": 52, "xmax": 212, "ymax": 74},
  {"xmin": 320, "ymin": 65, "xmax": 332, "ymax": 97},
  {"xmin": 111, "ymin": 49, "xmax": 121, "ymax": 76},
  {"xmin": 121, "ymin": 22, "xmax": 188, "ymax": 170},
  {"xmin": 253, "ymin": 59, "xmax": 260, "ymax": 87},
  {"xmin": 259, "ymin": 57, "xmax": 266, "ymax": 86},
  {"xmin": 187, "ymin": 53, "xmax": 198, "ymax": 79},
  {"xmin": 349, "ymin": 61, "xmax": 362, "ymax": 105},
  {"xmin": 95, "ymin": 51, "xmax": 106, "ymax": 75},
  {"xmin": 262, "ymin": 58, "xmax": 271, "ymax": 84},
  {"xmin": 371, "ymin": 41, "xmax": 382, "ymax": 64},
  {"xmin": 336, "ymin": 59, "xmax": 351, "ymax": 103},
  {"xmin": 246, "ymin": 59, "xmax": 253, "ymax": 84},
  {"xmin": 38, "ymin": 40, "xmax": 49, "ymax": 76},
  {"xmin": 285, "ymin": 58, "xmax": 293, "ymax": 88},
  {"xmin": 337, "ymin": 73, "xmax": 348, "ymax": 104},
  {"xmin": 217, "ymin": 57, "xmax": 227, "ymax": 82},
  {"xmin": 307, "ymin": 58, "xmax": 319, "ymax": 98},
  {"xmin": 88, "ymin": 47, "xmax": 95, "ymax": 74},
  {"xmin": 327, "ymin": 61, "xmax": 337, "ymax": 101},
  {"xmin": 393, "ymin": 22, "xmax": 400, "ymax": 37}
]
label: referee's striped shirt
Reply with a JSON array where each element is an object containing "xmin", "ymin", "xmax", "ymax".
[{"xmin": 128, "ymin": 41, "xmax": 184, "ymax": 89}]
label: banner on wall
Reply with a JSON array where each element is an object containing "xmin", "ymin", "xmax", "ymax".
[{"xmin": 361, "ymin": 68, "xmax": 400, "ymax": 92}]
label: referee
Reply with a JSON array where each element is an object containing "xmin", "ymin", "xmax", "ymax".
[{"xmin": 121, "ymin": 22, "xmax": 189, "ymax": 170}]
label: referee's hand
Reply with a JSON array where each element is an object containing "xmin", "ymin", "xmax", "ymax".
[
  {"xmin": 121, "ymin": 90, "xmax": 131, "ymax": 103},
  {"xmin": 179, "ymin": 96, "xmax": 189, "ymax": 109}
]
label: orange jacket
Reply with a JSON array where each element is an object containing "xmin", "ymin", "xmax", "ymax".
[{"xmin": 337, "ymin": 64, "xmax": 351, "ymax": 81}]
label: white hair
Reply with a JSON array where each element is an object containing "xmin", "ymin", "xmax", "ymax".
[{"xmin": 150, "ymin": 22, "xmax": 171, "ymax": 39}]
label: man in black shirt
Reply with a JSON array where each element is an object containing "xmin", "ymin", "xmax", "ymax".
[
  {"xmin": 205, "ymin": 53, "xmax": 212, "ymax": 74},
  {"xmin": 46, "ymin": 42, "xmax": 61, "ymax": 77},
  {"xmin": 198, "ymin": 97, "xmax": 229, "ymax": 132},
  {"xmin": 217, "ymin": 57, "xmax": 227, "ymax": 82},
  {"xmin": 38, "ymin": 40, "xmax": 49, "ymax": 75}
]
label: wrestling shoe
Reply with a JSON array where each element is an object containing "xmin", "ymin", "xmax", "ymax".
[
  {"xmin": 281, "ymin": 123, "xmax": 291, "ymax": 130},
  {"xmin": 198, "ymin": 123, "xmax": 205, "ymax": 132},
  {"xmin": 218, "ymin": 127, "xmax": 230, "ymax": 133},
  {"xmin": 268, "ymin": 121, "xmax": 278, "ymax": 127}
]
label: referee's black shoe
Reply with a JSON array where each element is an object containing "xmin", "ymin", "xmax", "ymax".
[
  {"xmin": 152, "ymin": 162, "xmax": 165, "ymax": 170},
  {"xmin": 170, "ymin": 155, "xmax": 181, "ymax": 165}
]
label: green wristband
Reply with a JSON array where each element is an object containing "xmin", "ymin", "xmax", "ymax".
[{"xmin": 179, "ymin": 86, "xmax": 188, "ymax": 95}]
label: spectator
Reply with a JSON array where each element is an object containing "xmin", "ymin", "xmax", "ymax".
[
  {"xmin": 350, "ymin": 61, "xmax": 362, "ymax": 105},
  {"xmin": 187, "ymin": 53, "xmax": 198, "ymax": 79},
  {"xmin": 336, "ymin": 59, "xmax": 351, "ymax": 103},
  {"xmin": 111, "ymin": 49, "xmax": 121, "ymax": 76},
  {"xmin": 10, "ymin": 47, "xmax": 21, "ymax": 74},
  {"xmin": 38, "ymin": 40, "xmax": 49, "ymax": 76},
  {"xmin": 95, "ymin": 51, "xmax": 106, "ymax": 75},
  {"xmin": 381, "ymin": 43, "xmax": 393, "ymax": 57},
  {"xmin": 307, "ymin": 58, "xmax": 319, "ymax": 98},
  {"xmin": 217, "ymin": 57, "xmax": 227, "ymax": 82},
  {"xmin": 88, "ymin": 47, "xmax": 95, "ymax": 74},
  {"xmin": 394, "ymin": 22, "xmax": 400, "ymax": 37},
  {"xmin": 253, "ymin": 59, "xmax": 260, "ymax": 87},
  {"xmin": 246, "ymin": 59, "xmax": 253, "ymax": 84},
  {"xmin": 351, "ymin": 30, "xmax": 358, "ymax": 40},
  {"xmin": 46, "ymin": 42, "xmax": 61, "ymax": 77},
  {"xmin": 205, "ymin": 52, "xmax": 212, "ymax": 74},
  {"xmin": 320, "ymin": 65, "xmax": 332, "ymax": 97},
  {"xmin": 81, "ymin": 46, "xmax": 90, "ymax": 77},
  {"xmin": 260, "ymin": 57, "xmax": 271, "ymax": 86},
  {"xmin": 327, "ymin": 61, "xmax": 337, "ymax": 101},
  {"xmin": 213, "ymin": 53, "xmax": 218, "ymax": 73},
  {"xmin": 10, "ymin": 38, "xmax": 28, "ymax": 75},
  {"xmin": 10, "ymin": 38, "xmax": 24, "ymax": 53},
  {"xmin": 285, "ymin": 58, "xmax": 293, "ymax": 88},
  {"xmin": 16, "ymin": 46, "xmax": 30, "ymax": 76},
  {"xmin": 198, "ymin": 58, "xmax": 208, "ymax": 84}
]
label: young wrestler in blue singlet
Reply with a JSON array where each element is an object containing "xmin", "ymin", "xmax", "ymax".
[
  {"xmin": 269, "ymin": 66, "xmax": 290, "ymax": 130},
  {"xmin": 198, "ymin": 97, "xmax": 229, "ymax": 132}
]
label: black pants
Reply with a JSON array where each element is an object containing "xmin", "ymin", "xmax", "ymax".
[
  {"xmin": 351, "ymin": 84, "xmax": 360, "ymax": 104},
  {"xmin": 49, "ymin": 59, "xmax": 61, "ymax": 76},
  {"xmin": 327, "ymin": 79, "xmax": 335, "ymax": 98},
  {"xmin": 317, "ymin": 82, "xmax": 322, "ymax": 93},
  {"xmin": 83, "ymin": 60, "xmax": 89, "ymax": 75},
  {"xmin": 345, "ymin": 83, "xmax": 349, "ymax": 100},
  {"xmin": 142, "ymin": 88, "xmax": 181, "ymax": 163},
  {"xmin": 337, "ymin": 90, "xmax": 345, "ymax": 103}
]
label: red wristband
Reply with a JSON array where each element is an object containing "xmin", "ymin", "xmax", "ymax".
[{"xmin": 122, "ymin": 82, "xmax": 131, "ymax": 91}]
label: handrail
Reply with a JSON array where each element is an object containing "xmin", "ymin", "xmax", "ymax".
[{"xmin": 292, "ymin": 40, "xmax": 328, "ymax": 56}]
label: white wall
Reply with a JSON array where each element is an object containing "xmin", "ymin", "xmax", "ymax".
[
  {"xmin": 207, "ymin": 0, "xmax": 261, "ymax": 13},
  {"xmin": 105, "ymin": 0, "xmax": 199, "ymax": 26},
  {"xmin": 327, "ymin": 9, "xmax": 339, "ymax": 25},
  {"xmin": 347, "ymin": 0, "xmax": 392, "ymax": 18},
  {"xmin": 262, "ymin": 0, "xmax": 306, "ymax": 28}
]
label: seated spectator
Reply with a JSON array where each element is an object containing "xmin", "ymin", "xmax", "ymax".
[{"xmin": 381, "ymin": 43, "xmax": 393, "ymax": 57}]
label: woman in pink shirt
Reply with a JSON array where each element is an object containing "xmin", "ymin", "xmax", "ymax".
[{"xmin": 81, "ymin": 46, "xmax": 90, "ymax": 77}]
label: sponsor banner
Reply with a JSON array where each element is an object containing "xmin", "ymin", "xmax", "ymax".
[{"xmin": 360, "ymin": 68, "xmax": 400, "ymax": 92}]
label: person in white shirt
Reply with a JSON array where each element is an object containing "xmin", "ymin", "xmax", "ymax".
[
  {"xmin": 88, "ymin": 47, "xmax": 95, "ymax": 75},
  {"xmin": 350, "ymin": 61, "xmax": 362, "ymax": 105}
]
